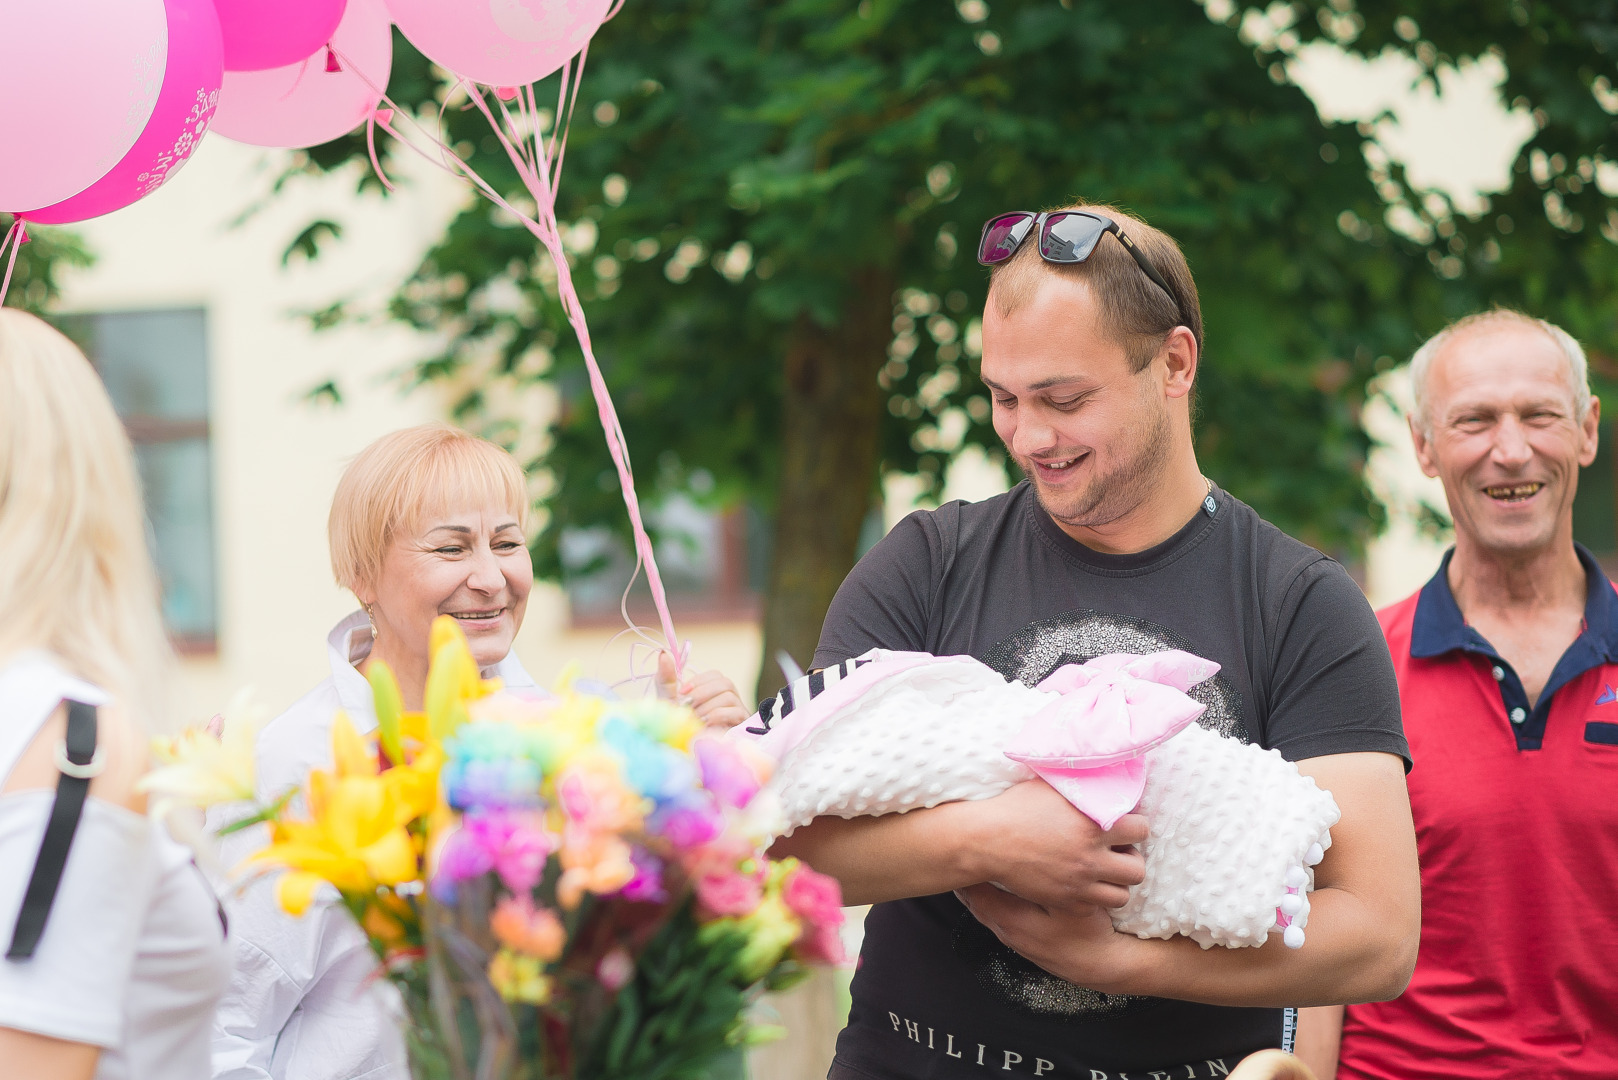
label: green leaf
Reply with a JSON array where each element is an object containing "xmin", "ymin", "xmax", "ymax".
[
  {"xmin": 215, "ymin": 787, "xmax": 299, "ymax": 836},
  {"xmin": 369, "ymin": 661, "xmax": 406, "ymax": 765},
  {"xmin": 282, "ymin": 219, "xmax": 344, "ymax": 267}
]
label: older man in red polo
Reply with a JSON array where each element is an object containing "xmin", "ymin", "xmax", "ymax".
[{"xmin": 1298, "ymin": 310, "xmax": 1618, "ymax": 1078}]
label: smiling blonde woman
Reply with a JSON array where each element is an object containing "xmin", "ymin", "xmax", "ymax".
[
  {"xmin": 212, "ymin": 424, "xmax": 543, "ymax": 1080},
  {"xmin": 0, "ymin": 309, "xmax": 230, "ymax": 1080}
]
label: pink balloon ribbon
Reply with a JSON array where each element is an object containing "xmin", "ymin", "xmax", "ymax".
[
  {"xmin": 0, "ymin": 221, "xmax": 29, "ymax": 310},
  {"xmin": 338, "ymin": 43, "xmax": 685, "ymax": 679},
  {"xmin": 1003, "ymin": 650, "xmax": 1220, "ymax": 829}
]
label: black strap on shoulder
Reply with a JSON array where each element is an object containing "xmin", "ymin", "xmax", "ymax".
[{"xmin": 7, "ymin": 700, "xmax": 99, "ymax": 961}]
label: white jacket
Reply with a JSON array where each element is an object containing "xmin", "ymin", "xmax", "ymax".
[{"xmin": 210, "ymin": 612, "xmax": 539, "ymax": 1080}]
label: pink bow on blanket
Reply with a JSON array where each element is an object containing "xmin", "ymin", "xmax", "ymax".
[{"xmin": 1004, "ymin": 651, "xmax": 1221, "ymax": 830}]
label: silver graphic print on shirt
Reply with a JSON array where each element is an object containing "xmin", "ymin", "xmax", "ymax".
[{"xmin": 955, "ymin": 608, "xmax": 1249, "ymax": 1020}]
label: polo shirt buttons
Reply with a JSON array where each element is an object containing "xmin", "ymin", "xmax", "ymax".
[
  {"xmin": 1510, "ymin": 707, "xmax": 1527, "ymax": 724},
  {"xmin": 1492, "ymin": 666, "xmax": 1505, "ymax": 681}
]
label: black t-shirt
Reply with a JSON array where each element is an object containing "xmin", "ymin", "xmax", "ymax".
[{"xmin": 813, "ymin": 481, "xmax": 1408, "ymax": 1080}]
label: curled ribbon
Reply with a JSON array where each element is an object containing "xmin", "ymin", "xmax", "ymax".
[
  {"xmin": 335, "ymin": 46, "xmax": 686, "ymax": 680},
  {"xmin": 1003, "ymin": 650, "xmax": 1220, "ymax": 829}
]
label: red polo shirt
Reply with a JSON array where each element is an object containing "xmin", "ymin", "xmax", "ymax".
[{"xmin": 1339, "ymin": 546, "xmax": 1618, "ymax": 1079}]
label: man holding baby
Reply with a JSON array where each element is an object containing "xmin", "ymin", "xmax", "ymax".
[{"xmin": 777, "ymin": 204, "xmax": 1420, "ymax": 1079}]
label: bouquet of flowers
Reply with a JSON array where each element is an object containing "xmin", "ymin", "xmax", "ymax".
[{"xmin": 146, "ymin": 617, "xmax": 844, "ymax": 1080}]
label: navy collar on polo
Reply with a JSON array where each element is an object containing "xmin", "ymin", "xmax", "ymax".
[{"xmin": 1410, "ymin": 543, "xmax": 1618, "ymax": 749}]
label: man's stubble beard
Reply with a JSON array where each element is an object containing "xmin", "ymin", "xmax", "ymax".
[{"xmin": 1021, "ymin": 394, "xmax": 1175, "ymax": 531}]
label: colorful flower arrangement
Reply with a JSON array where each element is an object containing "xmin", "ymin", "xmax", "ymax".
[{"xmin": 148, "ymin": 617, "xmax": 843, "ymax": 1080}]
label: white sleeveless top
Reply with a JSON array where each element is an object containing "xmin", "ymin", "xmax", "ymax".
[{"xmin": 0, "ymin": 652, "xmax": 231, "ymax": 1079}]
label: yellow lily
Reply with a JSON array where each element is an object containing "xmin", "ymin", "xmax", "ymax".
[
  {"xmin": 138, "ymin": 687, "xmax": 267, "ymax": 818},
  {"xmin": 257, "ymin": 714, "xmax": 422, "ymax": 915},
  {"xmin": 424, "ymin": 615, "xmax": 502, "ymax": 739}
]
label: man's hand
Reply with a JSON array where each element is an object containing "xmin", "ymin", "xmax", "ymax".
[
  {"xmin": 656, "ymin": 652, "xmax": 750, "ymax": 729},
  {"xmin": 774, "ymin": 778, "xmax": 1147, "ymax": 908},
  {"xmin": 955, "ymin": 882, "xmax": 1137, "ymax": 992},
  {"xmin": 950, "ymin": 752, "xmax": 1419, "ymax": 1009},
  {"xmin": 969, "ymin": 781, "xmax": 1148, "ymax": 910}
]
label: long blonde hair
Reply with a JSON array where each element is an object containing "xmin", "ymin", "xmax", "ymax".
[{"xmin": 0, "ymin": 309, "xmax": 172, "ymax": 729}]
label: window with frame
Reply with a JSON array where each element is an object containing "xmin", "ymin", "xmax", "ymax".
[
  {"xmin": 59, "ymin": 308, "xmax": 218, "ymax": 653},
  {"xmin": 562, "ymin": 496, "xmax": 766, "ymax": 626}
]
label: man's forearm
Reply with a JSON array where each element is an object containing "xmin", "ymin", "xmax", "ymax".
[
  {"xmin": 955, "ymin": 752, "xmax": 1421, "ymax": 1009},
  {"xmin": 771, "ymin": 782, "xmax": 1152, "ymax": 909},
  {"xmin": 769, "ymin": 803, "xmax": 985, "ymax": 905},
  {"xmin": 1095, "ymin": 883, "xmax": 1417, "ymax": 1007}
]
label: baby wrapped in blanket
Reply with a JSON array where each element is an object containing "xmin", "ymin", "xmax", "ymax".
[{"xmin": 728, "ymin": 648, "xmax": 1339, "ymax": 950}]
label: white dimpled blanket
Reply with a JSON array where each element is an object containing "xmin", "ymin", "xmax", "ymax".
[{"xmin": 731, "ymin": 649, "xmax": 1339, "ymax": 950}]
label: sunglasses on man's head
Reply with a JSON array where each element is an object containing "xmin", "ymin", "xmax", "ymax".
[{"xmin": 976, "ymin": 210, "xmax": 1185, "ymax": 325}]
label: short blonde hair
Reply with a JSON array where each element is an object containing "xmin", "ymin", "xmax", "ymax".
[
  {"xmin": 0, "ymin": 309, "xmax": 172, "ymax": 729},
  {"xmin": 329, "ymin": 423, "xmax": 530, "ymax": 594},
  {"xmin": 1410, "ymin": 309, "xmax": 1591, "ymax": 435}
]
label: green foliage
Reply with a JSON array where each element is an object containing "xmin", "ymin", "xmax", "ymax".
[
  {"xmin": 0, "ymin": 214, "xmax": 94, "ymax": 315},
  {"xmin": 578, "ymin": 903, "xmax": 751, "ymax": 1080},
  {"xmin": 292, "ymin": 0, "xmax": 1465, "ymax": 572},
  {"xmin": 274, "ymin": 0, "xmax": 1618, "ymax": 602},
  {"xmin": 283, "ymin": 219, "xmax": 345, "ymax": 266},
  {"xmin": 399, "ymin": 894, "xmax": 787, "ymax": 1080},
  {"xmin": 1290, "ymin": 0, "xmax": 1618, "ymax": 401}
]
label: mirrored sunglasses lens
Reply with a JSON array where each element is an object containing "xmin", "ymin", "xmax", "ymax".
[
  {"xmin": 1040, "ymin": 213, "xmax": 1106, "ymax": 263},
  {"xmin": 979, "ymin": 214, "xmax": 1032, "ymax": 263}
]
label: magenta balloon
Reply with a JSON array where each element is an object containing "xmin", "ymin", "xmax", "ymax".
[
  {"xmin": 23, "ymin": 0, "xmax": 224, "ymax": 226},
  {"xmin": 210, "ymin": 0, "xmax": 393, "ymax": 150},
  {"xmin": 215, "ymin": 0, "xmax": 349, "ymax": 72},
  {"xmin": 387, "ymin": 0, "xmax": 614, "ymax": 87},
  {"xmin": 0, "ymin": 0, "xmax": 168, "ymax": 213}
]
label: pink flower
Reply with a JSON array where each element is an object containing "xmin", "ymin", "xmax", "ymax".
[
  {"xmin": 620, "ymin": 848, "xmax": 667, "ymax": 904},
  {"xmin": 783, "ymin": 863, "xmax": 843, "ymax": 924},
  {"xmin": 597, "ymin": 947, "xmax": 634, "ymax": 992},
  {"xmin": 695, "ymin": 870, "xmax": 764, "ymax": 917},
  {"xmin": 433, "ymin": 811, "xmax": 556, "ymax": 898},
  {"xmin": 557, "ymin": 756, "xmax": 644, "ymax": 834},
  {"xmin": 783, "ymin": 863, "xmax": 845, "ymax": 962},
  {"xmin": 693, "ymin": 736, "xmax": 765, "ymax": 809},
  {"xmin": 652, "ymin": 800, "xmax": 723, "ymax": 849},
  {"xmin": 677, "ymin": 832, "xmax": 753, "ymax": 881},
  {"xmin": 795, "ymin": 920, "xmax": 846, "ymax": 965},
  {"xmin": 479, "ymin": 811, "xmax": 557, "ymax": 893}
]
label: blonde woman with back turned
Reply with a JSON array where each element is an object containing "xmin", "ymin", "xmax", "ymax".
[{"xmin": 0, "ymin": 309, "xmax": 231, "ymax": 1079}]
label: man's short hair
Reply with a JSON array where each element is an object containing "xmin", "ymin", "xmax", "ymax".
[
  {"xmin": 986, "ymin": 201, "xmax": 1204, "ymax": 371},
  {"xmin": 329, "ymin": 423, "xmax": 530, "ymax": 594},
  {"xmin": 1409, "ymin": 309, "xmax": 1592, "ymax": 435}
]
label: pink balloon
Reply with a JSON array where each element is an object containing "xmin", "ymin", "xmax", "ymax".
[
  {"xmin": 210, "ymin": 0, "xmax": 393, "ymax": 150},
  {"xmin": 388, "ymin": 0, "xmax": 614, "ymax": 87},
  {"xmin": 23, "ymin": 0, "xmax": 224, "ymax": 226},
  {"xmin": 0, "ymin": 0, "xmax": 168, "ymax": 212},
  {"xmin": 216, "ymin": 0, "xmax": 349, "ymax": 72}
]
